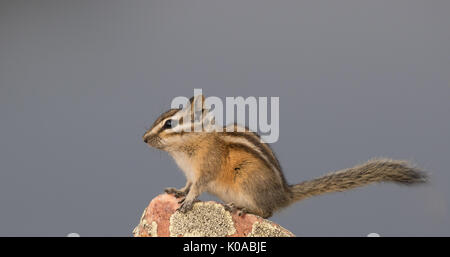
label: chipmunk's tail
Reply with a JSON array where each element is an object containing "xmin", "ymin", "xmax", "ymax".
[{"xmin": 289, "ymin": 158, "xmax": 428, "ymax": 203}]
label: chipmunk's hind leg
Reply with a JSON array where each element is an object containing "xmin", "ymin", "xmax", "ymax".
[
  {"xmin": 223, "ymin": 202, "xmax": 250, "ymax": 216},
  {"xmin": 246, "ymin": 174, "xmax": 290, "ymax": 218}
]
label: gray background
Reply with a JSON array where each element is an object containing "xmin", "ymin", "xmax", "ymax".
[{"xmin": 1, "ymin": 0, "xmax": 449, "ymax": 236}]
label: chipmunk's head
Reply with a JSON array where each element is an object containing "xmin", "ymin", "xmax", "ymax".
[{"xmin": 143, "ymin": 94, "xmax": 210, "ymax": 151}]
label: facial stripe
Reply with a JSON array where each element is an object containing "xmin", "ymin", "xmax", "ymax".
[
  {"xmin": 146, "ymin": 109, "xmax": 177, "ymax": 132},
  {"xmin": 167, "ymin": 109, "xmax": 213, "ymax": 133},
  {"xmin": 151, "ymin": 109, "xmax": 180, "ymax": 129}
]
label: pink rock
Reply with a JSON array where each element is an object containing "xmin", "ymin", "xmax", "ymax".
[{"xmin": 133, "ymin": 194, "xmax": 295, "ymax": 237}]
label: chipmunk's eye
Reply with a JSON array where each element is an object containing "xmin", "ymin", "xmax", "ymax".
[{"xmin": 163, "ymin": 119, "xmax": 172, "ymax": 129}]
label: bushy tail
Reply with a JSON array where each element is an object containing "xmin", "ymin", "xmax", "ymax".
[{"xmin": 289, "ymin": 158, "xmax": 428, "ymax": 203}]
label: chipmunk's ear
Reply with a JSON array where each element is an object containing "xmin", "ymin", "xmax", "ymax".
[
  {"xmin": 189, "ymin": 94, "xmax": 205, "ymax": 107},
  {"xmin": 189, "ymin": 94, "xmax": 205, "ymax": 112}
]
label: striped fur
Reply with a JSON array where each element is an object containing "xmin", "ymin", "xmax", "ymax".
[{"xmin": 143, "ymin": 95, "xmax": 428, "ymax": 218}]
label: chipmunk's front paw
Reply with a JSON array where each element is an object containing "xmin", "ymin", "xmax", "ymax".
[
  {"xmin": 177, "ymin": 199, "xmax": 194, "ymax": 213},
  {"xmin": 177, "ymin": 198, "xmax": 200, "ymax": 213},
  {"xmin": 164, "ymin": 187, "xmax": 186, "ymax": 198}
]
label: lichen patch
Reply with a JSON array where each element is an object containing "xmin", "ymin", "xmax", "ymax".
[
  {"xmin": 146, "ymin": 221, "xmax": 158, "ymax": 236},
  {"xmin": 247, "ymin": 221, "xmax": 293, "ymax": 237},
  {"xmin": 169, "ymin": 202, "xmax": 236, "ymax": 237}
]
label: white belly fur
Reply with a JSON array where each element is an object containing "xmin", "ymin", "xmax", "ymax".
[{"xmin": 170, "ymin": 152, "xmax": 196, "ymax": 182}]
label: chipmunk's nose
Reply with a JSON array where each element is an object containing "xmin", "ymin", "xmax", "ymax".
[{"xmin": 143, "ymin": 132, "xmax": 151, "ymax": 143}]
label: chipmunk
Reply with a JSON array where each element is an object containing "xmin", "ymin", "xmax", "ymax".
[{"xmin": 142, "ymin": 95, "xmax": 428, "ymax": 218}]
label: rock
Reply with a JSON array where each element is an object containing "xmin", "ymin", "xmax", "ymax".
[{"xmin": 133, "ymin": 193, "xmax": 295, "ymax": 237}]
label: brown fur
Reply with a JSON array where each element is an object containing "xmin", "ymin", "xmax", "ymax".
[{"xmin": 143, "ymin": 96, "xmax": 428, "ymax": 218}]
